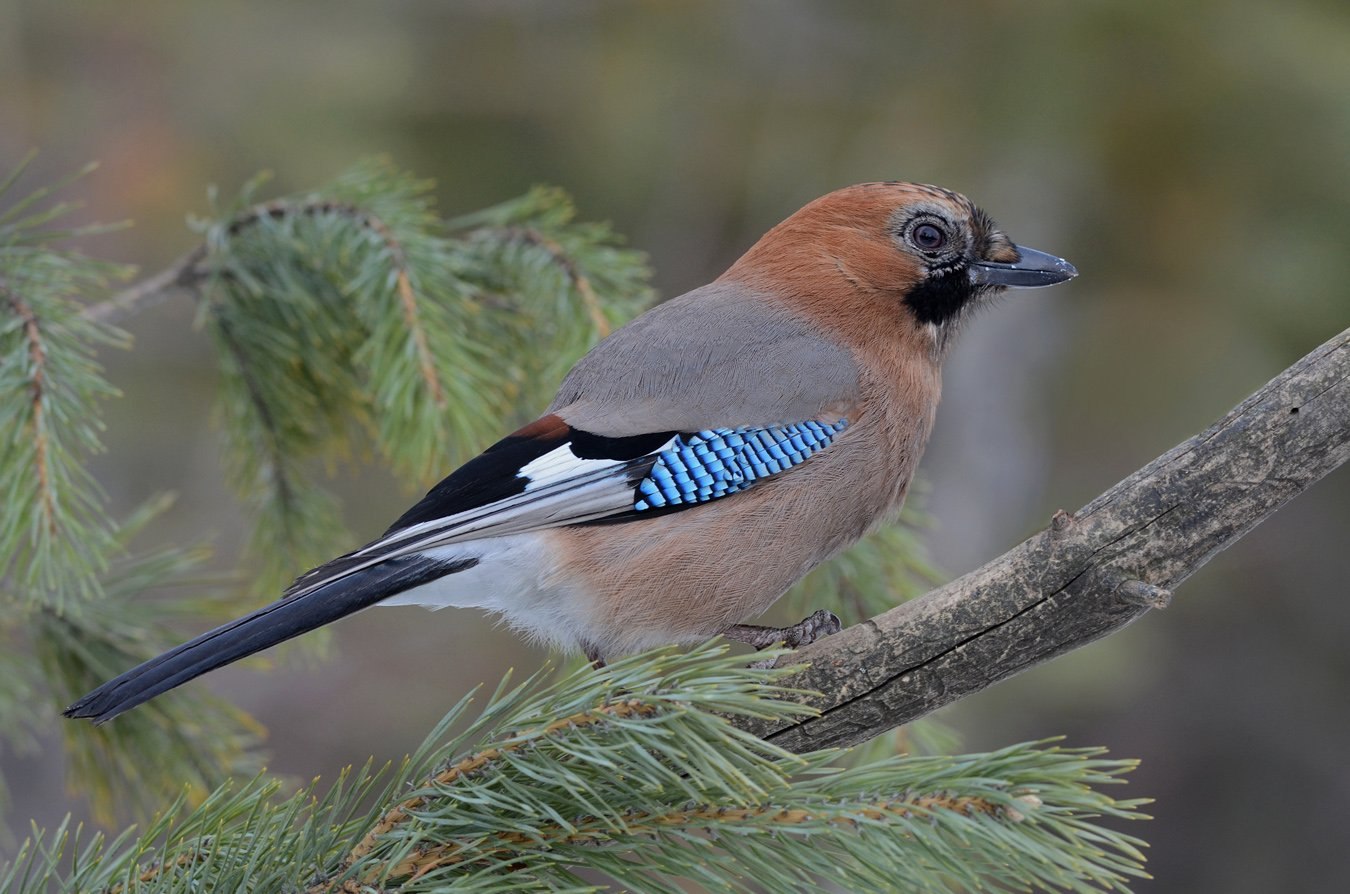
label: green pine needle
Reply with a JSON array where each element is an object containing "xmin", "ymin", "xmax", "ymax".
[
  {"xmin": 1, "ymin": 643, "xmax": 1150, "ymax": 893},
  {"xmin": 28, "ymin": 497, "xmax": 266, "ymax": 825},
  {"xmin": 0, "ymin": 156, "xmax": 132, "ymax": 608}
]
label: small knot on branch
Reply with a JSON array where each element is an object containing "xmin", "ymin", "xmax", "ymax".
[
  {"xmin": 1116, "ymin": 579, "xmax": 1172, "ymax": 610},
  {"xmin": 1049, "ymin": 509, "xmax": 1077, "ymax": 539}
]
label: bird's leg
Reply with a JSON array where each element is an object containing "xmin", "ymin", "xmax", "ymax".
[
  {"xmin": 723, "ymin": 608, "xmax": 843, "ymax": 655},
  {"xmin": 583, "ymin": 643, "xmax": 607, "ymax": 670}
]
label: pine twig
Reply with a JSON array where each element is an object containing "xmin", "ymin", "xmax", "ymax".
[
  {"xmin": 320, "ymin": 699, "xmax": 660, "ymax": 892},
  {"xmin": 742, "ymin": 326, "xmax": 1350, "ymax": 751},
  {"xmin": 80, "ymin": 198, "xmax": 423, "ymax": 329},
  {"xmin": 496, "ymin": 226, "xmax": 612, "ymax": 337},
  {"xmin": 79, "ymin": 248, "xmax": 205, "ymax": 326},
  {"xmin": 101, "ymin": 850, "xmax": 205, "ymax": 894},
  {"xmin": 0, "ymin": 282, "xmax": 55, "ymax": 535},
  {"xmin": 384, "ymin": 792, "xmax": 1008, "ymax": 883},
  {"xmin": 211, "ymin": 312, "xmax": 299, "ymax": 520},
  {"xmin": 391, "ymin": 265, "xmax": 445, "ymax": 409}
]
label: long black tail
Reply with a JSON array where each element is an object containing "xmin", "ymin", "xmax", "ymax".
[{"xmin": 64, "ymin": 555, "xmax": 476, "ymax": 723}]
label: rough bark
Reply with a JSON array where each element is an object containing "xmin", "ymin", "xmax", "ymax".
[{"xmin": 743, "ymin": 327, "xmax": 1350, "ymax": 752}]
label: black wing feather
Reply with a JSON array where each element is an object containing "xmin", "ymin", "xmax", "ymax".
[{"xmin": 64, "ymin": 555, "xmax": 476, "ymax": 723}]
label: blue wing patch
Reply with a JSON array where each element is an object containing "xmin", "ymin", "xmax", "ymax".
[{"xmin": 634, "ymin": 419, "xmax": 847, "ymax": 511}]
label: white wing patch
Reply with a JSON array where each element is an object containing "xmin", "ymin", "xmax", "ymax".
[{"xmin": 519, "ymin": 443, "xmax": 624, "ymax": 488}]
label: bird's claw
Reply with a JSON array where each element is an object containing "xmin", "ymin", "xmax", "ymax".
[
  {"xmin": 780, "ymin": 608, "xmax": 843, "ymax": 648},
  {"xmin": 726, "ymin": 609, "xmax": 843, "ymax": 668}
]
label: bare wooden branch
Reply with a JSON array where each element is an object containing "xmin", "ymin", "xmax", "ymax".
[
  {"xmin": 743, "ymin": 327, "xmax": 1350, "ymax": 752},
  {"xmin": 80, "ymin": 247, "xmax": 206, "ymax": 325}
]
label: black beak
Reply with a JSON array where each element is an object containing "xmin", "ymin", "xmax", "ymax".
[{"xmin": 969, "ymin": 244, "xmax": 1077, "ymax": 289}]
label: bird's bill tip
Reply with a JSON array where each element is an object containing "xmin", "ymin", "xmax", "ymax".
[{"xmin": 969, "ymin": 244, "xmax": 1077, "ymax": 289}]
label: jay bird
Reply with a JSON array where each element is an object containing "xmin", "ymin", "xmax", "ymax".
[{"xmin": 66, "ymin": 182, "xmax": 1076, "ymax": 723}]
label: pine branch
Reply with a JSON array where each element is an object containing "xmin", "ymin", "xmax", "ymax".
[
  {"xmin": 81, "ymin": 197, "xmax": 413, "ymax": 327},
  {"xmin": 0, "ymin": 159, "xmax": 129, "ymax": 606},
  {"xmin": 742, "ymin": 326, "xmax": 1350, "ymax": 752},
  {"xmin": 0, "ymin": 277, "xmax": 118, "ymax": 604},
  {"xmin": 31, "ymin": 497, "xmax": 266, "ymax": 824},
  {"xmin": 2, "ymin": 285, "xmax": 54, "ymax": 536},
  {"xmin": 79, "ymin": 249, "xmax": 203, "ymax": 326},
  {"xmin": 76, "ymin": 162, "xmax": 655, "ymax": 592},
  {"xmin": 85, "ymin": 191, "xmax": 444, "ymax": 564},
  {"xmin": 489, "ymin": 226, "xmax": 612, "ymax": 337},
  {"xmin": 1, "ymin": 645, "xmax": 1150, "ymax": 893},
  {"xmin": 338, "ymin": 698, "xmax": 663, "ymax": 875},
  {"xmin": 3, "ymin": 159, "xmax": 550, "ymax": 822},
  {"xmin": 307, "ymin": 648, "xmax": 1147, "ymax": 893},
  {"xmin": 374, "ymin": 791, "xmax": 1014, "ymax": 885}
]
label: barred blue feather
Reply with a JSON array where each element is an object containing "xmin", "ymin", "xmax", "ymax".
[{"xmin": 634, "ymin": 419, "xmax": 848, "ymax": 511}]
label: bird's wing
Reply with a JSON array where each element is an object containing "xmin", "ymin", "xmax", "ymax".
[
  {"xmin": 287, "ymin": 281, "xmax": 863, "ymax": 601},
  {"xmin": 283, "ymin": 413, "xmax": 850, "ymax": 601}
]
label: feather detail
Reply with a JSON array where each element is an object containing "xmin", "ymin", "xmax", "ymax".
[{"xmin": 635, "ymin": 420, "xmax": 847, "ymax": 510}]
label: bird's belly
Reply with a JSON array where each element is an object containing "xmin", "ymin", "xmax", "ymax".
[
  {"xmin": 375, "ymin": 532, "xmax": 600, "ymax": 653},
  {"xmin": 543, "ymin": 458, "xmax": 901, "ymax": 656}
]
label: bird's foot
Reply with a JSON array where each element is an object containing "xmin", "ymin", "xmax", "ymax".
[
  {"xmin": 723, "ymin": 609, "xmax": 843, "ymax": 668},
  {"xmin": 582, "ymin": 642, "xmax": 609, "ymax": 670}
]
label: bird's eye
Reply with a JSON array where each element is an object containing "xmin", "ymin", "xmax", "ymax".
[{"xmin": 911, "ymin": 222, "xmax": 948, "ymax": 252}]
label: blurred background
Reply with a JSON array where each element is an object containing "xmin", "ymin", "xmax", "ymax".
[{"xmin": 2, "ymin": 1, "xmax": 1348, "ymax": 890}]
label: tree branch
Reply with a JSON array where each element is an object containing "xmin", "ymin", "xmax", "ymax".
[
  {"xmin": 743, "ymin": 326, "xmax": 1350, "ymax": 752},
  {"xmin": 80, "ymin": 247, "xmax": 206, "ymax": 325},
  {"xmin": 0, "ymin": 281, "xmax": 55, "ymax": 535},
  {"xmin": 79, "ymin": 198, "xmax": 413, "ymax": 327}
]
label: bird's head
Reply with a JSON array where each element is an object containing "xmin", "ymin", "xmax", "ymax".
[{"xmin": 722, "ymin": 182, "xmax": 1076, "ymax": 356}]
